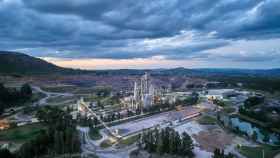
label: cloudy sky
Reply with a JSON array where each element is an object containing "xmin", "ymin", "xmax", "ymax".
[{"xmin": 1, "ymin": 0, "xmax": 280, "ymax": 69}]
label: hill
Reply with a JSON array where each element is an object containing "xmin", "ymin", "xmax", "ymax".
[
  {"xmin": 0, "ymin": 51, "xmax": 77, "ymax": 75},
  {"xmin": 94, "ymin": 67, "xmax": 280, "ymax": 77},
  {"xmin": 0, "ymin": 51, "xmax": 280, "ymax": 77}
]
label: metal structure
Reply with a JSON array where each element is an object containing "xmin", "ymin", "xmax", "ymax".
[{"xmin": 131, "ymin": 72, "xmax": 155, "ymax": 110}]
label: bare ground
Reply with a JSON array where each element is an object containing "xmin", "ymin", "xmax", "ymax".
[{"xmin": 193, "ymin": 126, "xmax": 233, "ymax": 152}]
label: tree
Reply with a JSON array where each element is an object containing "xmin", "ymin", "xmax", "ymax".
[
  {"xmin": 0, "ymin": 83, "xmax": 33, "ymax": 113},
  {"xmin": 213, "ymin": 148, "xmax": 222, "ymax": 158},
  {"xmin": 93, "ymin": 117, "xmax": 99, "ymax": 126},
  {"xmin": 18, "ymin": 106, "xmax": 81, "ymax": 158},
  {"xmin": 137, "ymin": 133, "xmax": 142, "ymax": 149},
  {"xmin": 0, "ymin": 83, "xmax": 7, "ymax": 100},
  {"xmin": 95, "ymin": 86, "xmax": 112, "ymax": 97},
  {"xmin": 20, "ymin": 83, "xmax": 32, "ymax": 100},
  {"xmin": 181, "ymin": 132, "xmax": 194, "ymax": 157},
  {"xmin": 54, "ymin": 131, "xmax": 62, "ymax": 154},
  {"xmin": 0, "ymin": 101, "xmax": 4, "ymax": 115},
  {"xmin": 140, "ymin": 128, "xmax": 194, "ymax": 157},
  {"xmin": 156, "ymin": 130, "xmax": 164, "ymax": 154},
  {"xmin": 162, "ymin": 127, "xmax": 170, "ymax": 153},
  {"xmin": 0, "ymin": 149, "xmax": 15, "ymax": 158},
  {"xmin": 173, "ymin": 132, "xmax": 181, "ymax": 154},
  {"xmin": 213, "ymin": 148, "xmax": 235, "ymax": 158},
  {"xmin": 263, "ymin": 133, "xmax": 270, "ymax": 143},
  {"xmin": 252, "ymin": 131, "xmax": 258, "ymax": 141},
  {"xmin": 244, "ymin": 96, "xmax": 264, "ymax": 108}
]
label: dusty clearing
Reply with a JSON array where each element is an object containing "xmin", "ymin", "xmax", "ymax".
[{"xmin": 193, "ymin": 127, "xmax": 233, "ymax": 152}]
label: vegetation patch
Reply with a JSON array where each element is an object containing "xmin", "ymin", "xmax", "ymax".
[
  {"xmin": 29, "ymin": 92, "xmax": 46, "ymax": 103},
  {"xmin": 213, "ymin": 99, "xmax": 228, "ymax": 107},
  {"xmin": 41, "ymin": 85, "xmax": 77, "ymax": 93},
  {"xmin": 197, "ymin": 115, "xmax": 216, "ymax": 125},
  {"xmin": 100, "ymin": 139, "xmax": 114, "ymax": 148},
  {"xmin": 118, "ymin": 134, "xmax": 140, "ymax": 147},
  {"xmin": 237, "ymin": 145, "xmax": 280, "ymax": 158},
  {"xmin": 0, "ymin": 83, "xmax": 33, "ymax": 115},
  {"xmin": 0, "ymin": 123, "xmax": 45, "ymax": 142},
  {"xmin": 46, "ymin": 95, "xmax": 78, "ymax": 105},
  {"xmin": 138, "ymin": 127, "xmax": 194, "ymax": 157},
  {"xmin": 222, "ymin": 107, "xmax": 236, "ymax": 114},
  {"xmin": 9, "ymin": 106, "xmax": 82, "ymax": 158},
  {"xmin": 89, "ymin": 127, "xmax": 102, "ymax": 140}
]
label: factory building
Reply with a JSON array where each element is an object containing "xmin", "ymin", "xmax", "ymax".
[
  {"xmin": 122, "ymin": 72, "xmax": 157, "ymax": 110},
  {"xmin": 133, "ymin": 72, "xmax": 155, "ymax": 109}
]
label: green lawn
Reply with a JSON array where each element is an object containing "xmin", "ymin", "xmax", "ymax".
[
  {"xmin": 238, "ymin": 145, "xmax": 280, "ymax": 158},
  {"xmin": 0, "ymin": 123, "xmax": 45, "ymax": 142},
  {"xmin": 118, "ymin": 135, "xmax": 140, "ymax": 146},
  {"xmin": 197, "ymin": 115, "xmax": 217, "ymax": 125},
  {"xmin": 100, "ymin": 139, "xmax": 114, "ymax": 148},
  {"xmin": 73, "ymin": 88, "xmax": 96, "ymax": 94},
  {"xmin": 222, "ymin": 107, "xmax": 236, "ymax": 114},
  {"xmin": 41, "ymin": 85, "xmax": 77, "ymax": 93}
]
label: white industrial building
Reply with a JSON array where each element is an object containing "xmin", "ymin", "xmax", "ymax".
[
  {"xmin": 121, "ymin": 72, "xmax": 157, "ymax": 110},
  {"xmin": 205, "ymin": 89, "xmax": 236, "ymax": 100}
]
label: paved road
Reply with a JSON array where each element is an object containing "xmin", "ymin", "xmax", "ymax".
[
  {"xmin": 32, "ymin": 86, "xmax": 73, "ymax": 106},
  {"xmin": 78, "ymin": 127, "xmax": 137, "ymax": 158},
  {"xmin": 275, "ymin": 153, "xmax": 280, "ymax": 158}
]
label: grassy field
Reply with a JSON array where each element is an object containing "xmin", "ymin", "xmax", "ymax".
[
  {"xmin": 46, "ymin": 95, "xmax": 78, "ymax": 104},
  {"xmin": 41, "ymin": 85, "xmax": 77, "ymax": 93},
  {"xmin": 100, "ymin": 139, "xmax": 114, "ymax": 148},
  {"xmin": 238, "ymin": 145, "xmax": 280, "ymax": 158},
  {"xmin": 222, "ymin": 107, "xmax": 236, "ymax": 114},
  {"xmin": 118, "ymin": 135, "xmax": 140, "ymax": 147},
  {"xmin": 73, "ymin": 88, "xmax": 96, "ymax": 94},
  {"xmin": 223, "ymin": 100, "xmax": 234, "ymax": 107},
  {"xmin": 0, "ymin": 123, "xmax": 45, "ymax": 142},
  {"xmin": 197, "ymin": 115, "xmax": 217, "ymax": 125}
]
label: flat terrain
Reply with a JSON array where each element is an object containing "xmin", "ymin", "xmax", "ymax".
[
  {"xmin": 193, "ymin": 127, "xmax": 233, "ymax": 152},
  {"xmin": 197, "ymin": 115, "xmax": 217, "ymax": 125},
  {"xmin": 238, "ymin": 145, "xmax": 280, "ymax": 158},
  {"xmin": 0, "ymin": 123, "xmax": 45, "ymax": 142},
  {"xmin": 117, "ymin": 135, "xmax": 140, "ymax": 148},
  {"xmin": 107, "ymin": 112, "xmax": 169, "ymax": 137},
  {"xmin": 41, "ymin": 85, "xmax": 78, "ymax": 93}
]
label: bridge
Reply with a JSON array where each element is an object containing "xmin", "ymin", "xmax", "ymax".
[{"xmin": 77, "ymin": 98, "xmax": 122, "ymax": 139}]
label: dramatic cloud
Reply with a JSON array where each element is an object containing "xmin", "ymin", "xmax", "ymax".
[{"xmin": 0, "ymin": 0, "xmax": 280, "ymax": 68}]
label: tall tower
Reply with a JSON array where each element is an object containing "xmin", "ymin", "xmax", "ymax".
[
  {"xmin": 133, "ymin": 81, "xmax": 138, "ymax": 99},
  {"xmin": 129, "ymin": 72, "xmax": 156, "ymax": 110}
]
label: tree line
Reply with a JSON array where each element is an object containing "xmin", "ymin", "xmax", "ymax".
[
  {"xmin": 0, "ymin": 83, "xmax": 32, "ymax": 114},
  {"xmin": 244, "ymin": 96, "xmax": 264, "ymax": 108},
  {"xmin": 10, "ymin": 106, "xmax": 81, "ymax": 158},
  {"xmin": 239, "ymin": 106, "xmax": 280, "ymax": 130},
  {"xmin": 212, "ymin": 148, "xmax": 235, "ymax": 158},
  {"xmin": 212, "ymin": 76, "xmax": 280, "ymax": 93},
  {"xmin": 137, "ymin": 127, "xmax": 194, "ymax": 157}
]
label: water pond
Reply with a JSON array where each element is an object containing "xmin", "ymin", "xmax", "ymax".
[{"xmin": 220, "ymin": 115, "xmax": 280, "ymax": 145}]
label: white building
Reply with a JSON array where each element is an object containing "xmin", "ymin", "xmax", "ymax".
[
  {"xmin": 124, "ymin": 72, "xmax": 157, "ymax": 110},
  {"xmin": 205, "ymin": 89, "xmax": 236, "ymax": 100}
]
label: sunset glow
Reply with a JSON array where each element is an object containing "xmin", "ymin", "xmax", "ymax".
[{"xmin": 42, "ymin": 57, "xmax": 201, "ymax": 70}]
